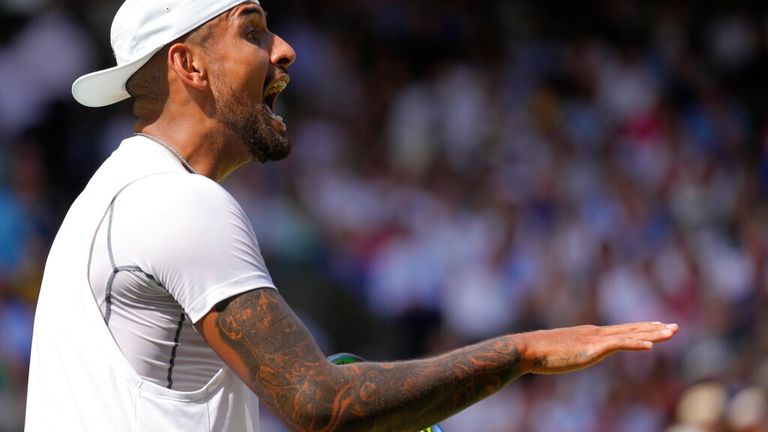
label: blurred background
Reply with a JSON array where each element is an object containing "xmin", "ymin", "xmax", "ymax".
[{"xmin": 2, "ymin": 0, "xmax": 768, "ymax": 430}]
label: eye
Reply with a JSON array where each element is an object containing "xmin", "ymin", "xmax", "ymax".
[{"xmin": 246, "ymin": 29, "xmax": 261, "ymax": 44}]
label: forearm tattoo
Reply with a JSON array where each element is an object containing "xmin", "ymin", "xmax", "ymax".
[{"xmin": 214, "ymin": 289, "xmax": 523, "ymax": 431}]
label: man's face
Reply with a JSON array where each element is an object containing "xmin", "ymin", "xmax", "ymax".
[{"xmin": 205, "ymin": 3, "xmax": 296, "ymax": 163}]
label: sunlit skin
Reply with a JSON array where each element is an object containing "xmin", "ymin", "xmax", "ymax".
[
  {"xmin": 197, "ymin": 289, "xmax": 677, "ymax": 431},
  {"xmin": 135, "ymin": 3, "xmax": 295, "ymax": 182},
  {"xmin": 132, "ymin": 3, "xmax": 680, "ymax": 431}
]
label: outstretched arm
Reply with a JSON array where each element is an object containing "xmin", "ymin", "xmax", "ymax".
[{"xmin": 196, "ymin": 288, "xmax": 677, "ymax": 432}]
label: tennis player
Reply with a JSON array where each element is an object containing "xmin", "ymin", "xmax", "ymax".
[{"xmin": 25, "ymin": 0, "xmax": 678, "ymax": 431}]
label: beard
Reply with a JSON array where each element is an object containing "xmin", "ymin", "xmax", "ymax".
[{"xmin": 214, "ymin": 81, "xmax": 291, "ymax": 163}]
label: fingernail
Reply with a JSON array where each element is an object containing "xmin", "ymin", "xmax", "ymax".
[
  {"xmin": 666, "ymin": 323, "xmax": 678, "ymax": 330},
  {"xmin": 661, "ymin": 328, "xmax": 672, "ymax": 336},
  {"xmin": 644, "ymin": 341, "xmax": 653, "ymax": 348}
]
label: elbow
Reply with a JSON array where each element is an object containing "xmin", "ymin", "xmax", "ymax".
[{"xmin": 274, "ymin": 364, "xmax": 361, "ymax": 431}]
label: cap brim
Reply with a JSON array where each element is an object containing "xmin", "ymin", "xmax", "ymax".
[{"xmin": 72, "ymin": 49, "xmax": 159, "ymax": 108}]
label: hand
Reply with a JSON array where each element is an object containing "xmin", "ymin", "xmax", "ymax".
[{"xmin": 515, "ymin": 321, "xmax": 678, "ymax": 374}]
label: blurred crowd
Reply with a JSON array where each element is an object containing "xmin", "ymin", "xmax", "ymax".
[{"xmin": 2, "ymin": 0, "xmax": 768, "ymax": 430}]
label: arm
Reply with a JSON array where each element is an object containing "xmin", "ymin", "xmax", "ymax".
[{"xmin": 196, "ymin": 288, "xmax": 677, "ymax": 432}]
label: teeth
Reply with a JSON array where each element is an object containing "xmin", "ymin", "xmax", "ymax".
[
  {"xmin": 265, "ymin": 79, "xmax": 288, "ymax": 97},
  {"xmin": 265, "ymin": 105, "xmax": 284, "ymax": 122},
  {"xmin": 270, "ymin": 112, "xmax": 286, "ymax": 130}
]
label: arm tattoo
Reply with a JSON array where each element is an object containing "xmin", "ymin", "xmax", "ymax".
[{"xmin": 213, "ymin": 289, "xmax": 523, "ymax": 431}]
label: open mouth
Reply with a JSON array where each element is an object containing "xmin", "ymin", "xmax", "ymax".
[{"xmin": 263, "ymin": 76, "xmax": 289, "ymax": 114}]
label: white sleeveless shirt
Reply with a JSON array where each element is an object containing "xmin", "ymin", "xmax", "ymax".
[{"xmin": 26, "ymin": 136, "xmax": 275, "ymax": 431}]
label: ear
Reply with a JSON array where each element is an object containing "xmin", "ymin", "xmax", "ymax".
[{"xmin": 168, "ymin": 43, "xmax": 209, "ymax": 91}]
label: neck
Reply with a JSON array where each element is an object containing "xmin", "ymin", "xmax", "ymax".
[
  {"xmin": 134, "ymin": 114, "xmax": 251, "ymax": 183},
  {"xmin": 135, "ymin": 132, "xmax": 197, "ymax": 174}
]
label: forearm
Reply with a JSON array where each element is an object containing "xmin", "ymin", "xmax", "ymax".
[
  {"xmin": 202, "ymin": 289, "xmax": 523, "ymax": 431},
  {"xmin": 318, "ymin": 336, "xmax": 523, "ymax": 431},
  {"xmin": 200, "ymin": 289, "xmax": 677, "ymax": 431}
]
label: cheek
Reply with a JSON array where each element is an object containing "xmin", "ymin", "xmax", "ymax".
[
  {"xmin": 228, "ymin": 46, "xmax": 270, "ymax": 86},
  {"xmin": 224, "ymin": 62, "xmax": 267, "ymax": 103},
  {"xmin": 211, "ymin": 36, "xmax": 271, "ymax": 97}
]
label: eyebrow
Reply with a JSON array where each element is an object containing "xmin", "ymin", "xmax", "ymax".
[{"xmin": 238, "ymin": 4, "xmax": 267, "ymax": 21}]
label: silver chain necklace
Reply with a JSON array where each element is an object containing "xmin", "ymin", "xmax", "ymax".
[{"xmin": 135, "ymin": 133, "xmax": 197, "ymax": 175}]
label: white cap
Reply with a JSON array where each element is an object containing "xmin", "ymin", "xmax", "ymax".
[{"xmin": 72, "ymin": 0, "xmax": 258, "ymax": 107}]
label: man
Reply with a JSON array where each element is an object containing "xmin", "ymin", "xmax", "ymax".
[{"xmin": 25, "ymin": 0, "xmax": 678, "ymax": 431}]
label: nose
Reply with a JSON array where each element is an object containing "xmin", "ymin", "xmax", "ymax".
[{"xmin": 271, "ymin": 34, "xmax": 296, "ymax": 69}]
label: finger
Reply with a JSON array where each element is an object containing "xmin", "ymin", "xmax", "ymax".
[
  {"xmin": 574, "ymin": 338, "xmax": 654, "ymax": 369},
  {"xmin": 605, "ymin": 326, "xmax": 678, "ymax": 353},
  {"xmin": 644, "ymin": 326, "xmax": 678, "ymax": 342},
  {"xmin": 604, "ymin": 329, "xmax": 676, "ymax": 349},
  {"xmin": 624, "ymin": 323, "xmax": 679, "ymax": 341},
  {"xmin": 601, "ymin": 321, "xmax": 667, "ymax": 334},
  {"xmin": 603, "ymin": 337, "xmax": 655, "ymax": 352},
  {"xmin": 603, "ymin": 322, "xmax": 678, "ymax": 337}
]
